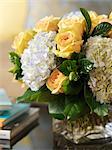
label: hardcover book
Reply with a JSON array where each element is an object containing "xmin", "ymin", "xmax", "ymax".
[
  {"xmin": 0, "ymin": 107, "xmax": 39, "ymax": 142},
  {"xmin": 0, "ymin": 103, "xmax": 30, "ymax": 128}
]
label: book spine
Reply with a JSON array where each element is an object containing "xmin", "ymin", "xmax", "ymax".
[
  {"xmin": 0, "ymin": 140, "xmax": 10, "ymax": 149},
  {"xmin": 3, "ymin": 106, "xmax": 29, "ymax": 127},
  {"xmin": 0, "ymin": 130, "xmax": 10, "ymax": 139}
]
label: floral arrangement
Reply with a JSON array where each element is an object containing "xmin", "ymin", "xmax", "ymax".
[{"xmin": 9, "ymin": 8, "xmax": 112, "ymax": 124}]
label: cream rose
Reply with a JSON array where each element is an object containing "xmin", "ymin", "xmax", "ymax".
[
  {"xmin": 54, "ymin": 29, "xmax": 83, "ymax": 58},
  {"xmin": 12, "ymin": 30, "xmax": 35, "ymax": 56},
  {"xmin": 34, "ymin": 16, "xmax": 60, "ymax": 32},
  {"xmin": 58, "ymin": 18, "xmax": 85, "ymax": 33},
  {"xmin": 46, "ymin": 69, "xmax": 68, "ymax": 94},
  {"xmin": 89, "ymin": 11, "xmax": 108, "ymax": 32},
  {"xmin": 98, "ymin": 12, "xmax": 112, "ymax": 38},
  {"xmin": 54, "ymin": 17, "xmax": 84, "ymax": 58}
]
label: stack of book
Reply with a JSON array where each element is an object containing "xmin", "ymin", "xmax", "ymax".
[{"xmin": 0, "ymin": 89, "xmax": 39, "ymax": 149}]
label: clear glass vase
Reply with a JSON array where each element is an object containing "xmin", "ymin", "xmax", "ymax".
[{"xmin": 53, "ymin": 113, "xmax": 112, "ymax": 149}]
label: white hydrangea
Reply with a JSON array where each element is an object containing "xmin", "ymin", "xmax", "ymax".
[
  {"xmin": 85, "ymin": 36, "xmax": 112, "ymax": 103},
  {"xmin": 21, "ymin": 31, "xmax": 56, "ymax": 91}
]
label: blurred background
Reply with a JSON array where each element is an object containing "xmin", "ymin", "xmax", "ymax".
[
  {"xmin": 0, "ymin": 0, "xmax": 112, "ymax": 97},
  {"xmin": 0, "ymin": 0, "xmax": 112, "ymax": 150}
]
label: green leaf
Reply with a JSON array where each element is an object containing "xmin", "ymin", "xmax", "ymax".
[
  {"xmin": 51, "ymin": 114, "xmax": 65, "ymax": 120},
  {"xmin": 64, "ymin": 103, "xmax": 80, "ymax": 120},
  {"xmin": 69, "ymin": 72, "xmax": 79, "ymax": 81},
  {"xmin": 62, "ymin": 79, "xmax": 82, "ymax": 95},
  {"xmin": 17, "ymin": 86, "xmax": 58, "ymax": 103},
  {"xmin": 84, "ymin": 84, "xmax": 96, "ymax": 111},
  {"xmin": 79, "ymin": 58, "xmax": 93, "ymax": 74},
  {"xmin": 48, "ymin": 95, "xmax": 65, "ymax": 120},
  {"xmin": 84, "ymin": 84, "xmax": 108, "ymax": 117},
  {"xmin": 9, "ymin": 52, "xmax": 20, "ymax": 65},
  {"xmin": 80, "ymin": 8, "xmax": 91, "ymax": 34},
  {"xmin": 71, "ymin": 52, "xmax": 85, "ymax": 61},
  {"xmin": 64, "ymin": 97, "xmax": 87, "ymax": 120},
  {"xmin": 17, "ymin": 88, "xmax": 39, "ymax": 102},
  {"xmin": 59, "ymin": 60, "xmax": 77, "ymax": 76},
  {"xmin": 9, "ymin": 52, "xmax": 23, "ymax": 80},
  {"xmin": 94, "ymin": 103, "xmax": 108, "ymax": 117},
  {"xmin": 62, "ymin": 79, "xmax": 70, "ymax": 94},
  {"xmin": 92, "ymin": 22, "xmax": 112, "ymax": 36},
  {"xmin": 56, "ymin": 57, "xmax": 66, "ymax": 66}
]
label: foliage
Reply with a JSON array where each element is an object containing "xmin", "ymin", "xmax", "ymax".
[
  {"xmin": 64, "ymin": 96, "xmax": 87, "ymax": 120},
  {"xmin": 92, "ymin": 22, "xmax": 112, "ymax": 36},
  {"xmin": 62, "ymin": 79, "xmax": 82, "ymax": 95},
  {"xmin": 17, "ymin": 85, "xmax": 62, "ymax": 103},
  {"xmin": 80, "ymin": 8, "xmax": 91, "ymax": 35},
  {"xmin": 59, "ymin": 60, "xmax": 77, "ymax": 76},
  {"xmin": 84, "ymin": 84, "xmax": 108, "ymax": 117},
  {"xmin": 9, "ymin": 52, "xmax": 23, "ymax": 80},
  {"xmin": 80, "ymin": 8, "xmax": 112, "ymax": 41},
  {"xmin": 48, "ymin": 95, "xmax": 65, "ymax": 120},
  {"xmin": 79, "ymin": 58, "xmax": 93, "ymax": 74}
]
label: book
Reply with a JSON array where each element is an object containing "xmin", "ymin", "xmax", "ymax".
[
  {"xmin": 0, "ymin": 103, "xmax": 30, "ymax": 128},
  {"xmin": 0, "ymin": 89, "xmax": 12, "ymax": 111},
  {"xmin": 0, "ymin": 107, "xmax": 39, "ymax": 141},
  {"xmin": 0, "ymin": 139, "xmax": 10, "ymax": 149}
]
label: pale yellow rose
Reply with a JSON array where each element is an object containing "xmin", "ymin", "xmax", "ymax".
[
  {"xmin": 98, "ymin": 12, "xmax": 112, "ymax": 38},
  {"xmin": 89, "ymin": 11, "xmax": 108, "ymax": 32},
  {"xmin": 55, "ymin": 29, "xmax": 83, "ymax": 58},
  {"xmin": 89, "ymin": 11, "xmax": 112, "ymax": 38},
  {"xmin": 55, "ymin": 18, "xmax": 84, "ymax": 58},
  {"xmin": 46, "ymin": 69, "xmax": 68, "ymax": 94},
  {"xmin": 58, "ymin": 18, "xmax": 85, "ymax": 34},
  {"xmin": 89, "ymin": 11, "xmax": 98, "ymax": 20},
  {"xmin": 34, "ymin": 16, "xmax": 60, "ymax": 32},
  {"xmin": 12, "ymin": 30, "xmax": 35, "ymax": 56},
  {"xmin": 109, "ymin": 12, "xmax": 112, "ymax": 20}
]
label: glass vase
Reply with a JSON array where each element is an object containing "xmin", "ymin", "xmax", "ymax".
[{"xmin": 53, "ymin": 113, "xmax": 112, "ymax": 150}]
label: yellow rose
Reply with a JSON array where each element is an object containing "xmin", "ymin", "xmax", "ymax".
[
  {"xmin": 89, "ymin": 11, "xmax": 112, "ymax": 38},
  {"xmin": 55, "ymin": 29, "xmax": 83, "ymax": 58},
  {"xmin": 46, "ymin": 69, "xmax": 68, "ymax": 94},
  {"xmin": 89, "ymin": 11, "xmax": 98, "ymax": 20},
  {"xmin": 88, "ymin": 11, "xmax": 108, "ymax": 32},
  {"xmin": 12, "ymin": 30, "xmax": 35, "ymax": 56},
  {"xmin": 55, "ymin": 18, "xmax": 84, "ymax": 58},
  {"xmin": 109, "ymin": 12, "xmax": 112, "ymax": 20},
  {"xmin": 58, "ymin": 18, "xmax": 85, "ymax": 34},
  {"xmin": 97, "ymin": 12, "xmax": 112, "ymax": 38},
  {"xmin": 34, "ymin": 16, "xmax": 60, "ymax": 32}
]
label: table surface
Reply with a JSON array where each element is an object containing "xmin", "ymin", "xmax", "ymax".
[
  {"xmin": 14, "ymin": 126, "xmax": 52, "ymax": 150},
  {"xmin": 14, "ymin": 105, "xmax": 53, "ymax": 150}
]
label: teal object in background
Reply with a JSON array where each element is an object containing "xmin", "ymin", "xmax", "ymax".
[
  {"xmin": 0, "ymin": 103, "xmax": 30, "ymax": 119},
  {"xmin": 0, "ymin": 103, "xmax": 30, "ymax": 127},
  {"xmin": 0, "ymin": 89, "xmax": 12, "ymax": 110}
]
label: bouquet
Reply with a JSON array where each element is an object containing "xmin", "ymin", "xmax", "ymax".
[{"xmin": 9, "ymin": 8, "xmax": 112, "ymax": 143}]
